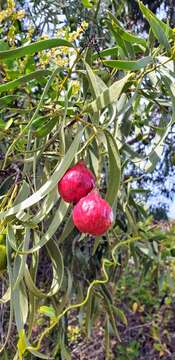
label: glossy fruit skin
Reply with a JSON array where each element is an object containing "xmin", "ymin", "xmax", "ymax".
[
  {"xmin": 58, "ymin": 161, "xmax": 96, "ymax": 204},
  {"xmin": 72, "ymin": 190, "xmax": 113, "ymax": 236}
]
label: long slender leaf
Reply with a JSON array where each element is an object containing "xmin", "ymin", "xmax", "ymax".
[
  {"xmin": 0, "ymin": 38, "xmax": 73, "ymax": 61},
  {"xmin": 85, "ymin": 61, "xmax": 105, "ymax": 98},
  {"xmin": 8, "ymin": 200, "xmax": 69, "ymax": 255},
  {"xmin": 105, "ymin": 130, "xmax": 121, "ymax": 206},
  {"xmin": 138, "ymin": 0, "xmax": 171, "ymax": 50},
  {"xmin": 0, "ymin": 241, "xmax": 13, "ymax": 354},
  {"xmin": 108, "ymin": 11, "xmax": 146, "ymax": 47},
  {"xmin": 92, "ymin": 46, "xmax": 119, "ymax": 60},
  {"xmin": 85, "ymin": 73, "xmax": 132, "ymax": 113},
  {"xmin": 0, "ymin": 70, "xmax": 52, "ymax": 93},
  {"xmin": 104, "ymin": 56, "xmax": 153, "ymax": 71}
]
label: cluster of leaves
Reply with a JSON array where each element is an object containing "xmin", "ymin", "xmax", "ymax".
[
  {"xmin": 0, "ymin": 0, "xmax": 175, "ymax": 359},
  {"xmin": 13, "ymin": 0, "xmax": 175, "ymax": 215}
]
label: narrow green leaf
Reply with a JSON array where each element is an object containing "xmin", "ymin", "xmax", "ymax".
[
  {"xmin": 143, "ymin": 74, "xmax": 175, "ymax": 172},
  {"xmin": 59, "ymin": 213, "xmax": 74, "ymax": 243},
  {"xmin": 85, "ymin": 292, "xmax": 93, "ymax": 336},
  {"xmin": 85, "ymin": 73, "xmax": 132, "ymax": 113},
  {"xmin": 112, "ymin": 306, "xmax": 128, "ymax": 325},
  {"xmin": 104, "ymin": 56, "xmax": 153, "ymax": 71},
  {"xmin": 24, "ymin": 235, "xmax": 64, "ymax": 297},
  {"xmin": 144, "ymin": 131, "xmax": 169, "ymax": 172},
  {"xmin": 108, "ymin": 11, "xmax": 147, "ymax": 47},
  {"xmin": 138, "ymin": 0, "xmax": 171, "ymax": 49},
  {"xmin": 32, "ymin": 188, "xmax": 59, "ymax": 224},
  {"xmin": 125, "ymin": 205, "xmax": 138, "ymax": 234},
  {"xmin": 0, "ymin": 38, "xmax": 73, "ymax": 61},
  {"xmin": 13, "ymin": 228, "xmax": 30, "ymax": 291},
  {"xmin": 85, "ymin": 61, "xmax": 107, "ymax": 98},
  {"xmin": 39, "ymin": 306, "xmax": 56, "ymax": 319},
  {"xmin": 102, "ymin": 290, "xmax": 121, "ymax": 341},
  {"xmin": 0, "ymin": 129, "xmax": 83, "ymax": 219},
  {"xmin": 14, "ymin": 180, "xmax": 31, "ymax": 206},
  {"xmin": 29, "ymin": 349, "xmax": 50, "ymax": 360},
  {"xmin": 0, "ymin": 95, "xmax": 20, "ymax": 108},
  {"xmin": 14, "ymin": 181, "xmax": 31, "ymax": 222},
  {"xmin": 8, "ymin": 200, "xmax": 69, "ymax": 255},
  {"xmin": 0, "ymin": 70, "xmax": 51, "ymax": 94},
  {"xmin": 82, "ymin": 0, "xmax": 93, "ymax": 8},
  {"xmin": 0, "ymin": 40, "xmax": 9, "ymax": 51},
  {"xmin": 46, "ymin": 238, "xmax": 64, "ymax": 292},
  {"xmin": 34, "ymin": 116, "xmax": 58, "ymax": 138},
  {"xmin": 56, "ymin": 269, "xmax": 73, "ymax": 314},
  {"xmin": 0, "ymin": 240, "xmax": 14, "ymax": 354},
  {"xmin": 105, "ymin": 130, "xmax": 121, "ymax": 207},
  {"xmin": 92, "ymin": 236, "xmax": 102, "ymax": 255},
  {"xmin": 92, "ymin": 46, "xmax": 118, "ymax": 60},
  {"xmin": 12, "ymin": 270, "xmax": 29, "ymax": 330},
  {"xmin": 122, "ymin": 143, "xmax": 144, "ymax": 164}
]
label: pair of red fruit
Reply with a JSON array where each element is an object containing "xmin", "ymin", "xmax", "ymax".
[{"xmin": 58, "ymin": 161, "xmax": 113, "ymax": 236}]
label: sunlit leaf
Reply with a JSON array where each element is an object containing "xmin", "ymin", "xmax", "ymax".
[
  {"xmin": 0, "ymin": 38, "xmax": 74, "ymax": 61},
  {"xmin": 104, "ymin": 56, "xmax": 153, "ymax": 71}
]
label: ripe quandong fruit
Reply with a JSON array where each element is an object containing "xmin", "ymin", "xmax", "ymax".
[
  {"xmin": 58, "ymin": 161, "xmax": 96, "ymax": 204},
  {"xmin": 72, "ymin": 190, "xmax": 113, "ymax": 236}
]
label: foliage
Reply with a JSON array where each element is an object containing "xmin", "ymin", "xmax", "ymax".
[
  {"xmin": 15, "ymin": 0, "xmax": 175, "ymax": 214},
  {"xmin": 0, "ymin": 0, "xmax": 175, "ymax": 359}
]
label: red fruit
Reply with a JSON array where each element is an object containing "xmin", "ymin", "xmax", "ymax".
[
  {"xmin": 72, "ymin": 190, "xmax": 113, "ymax": 236},
  {"xmin": 58, "ymin": 161, "xmax": 96, "ymax": 204}
]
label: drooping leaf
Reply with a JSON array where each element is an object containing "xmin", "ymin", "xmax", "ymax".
[
  {"xmin": 84, "ymin": 61, "xmax": 107, "ymax": 98},
  {"xmin": 108, "ymin": 11, "xmax": 147, "ymax": 47},
  {"xmin": 105, "ymin": 130, "xmax": 121, "ymax": 207},
  {"xmin": 0, "ymin": 129, "xmax": 83, "ymax": 219},
  {"xmin": 85, "ymin": 73, "xmax": 132, "ymax": 113},
  {"xmin": 138, "ymin": 0, "xmax": 171, "ymax": 50},
  {"xmin": 8, "ymin": 200, "xmax": 69, "ymax": 255},
  {"xmin": 144, "ymin": 124, "xmax": 173, "ymax": 172},
  {"xmin": 12, "ymin": 228, "xmax": 30, "ymax": 291}
]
